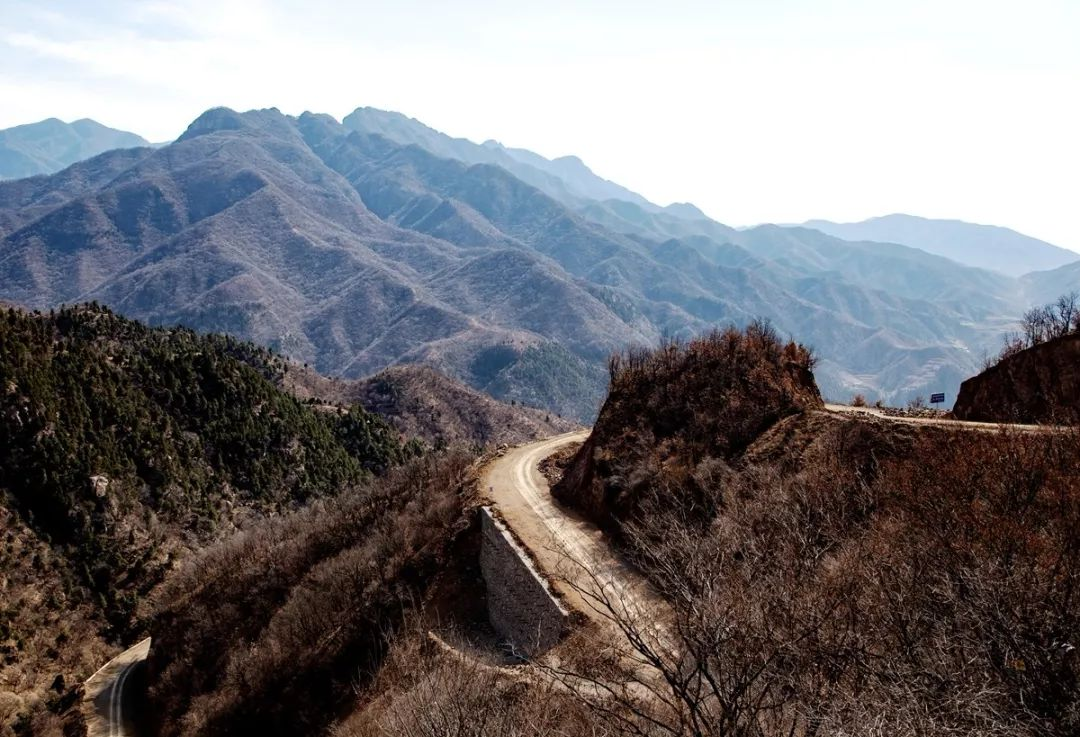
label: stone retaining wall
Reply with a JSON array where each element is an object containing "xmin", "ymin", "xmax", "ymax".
[{"xmin": 479, "ymin": 506, "xmax": 570, "ymax": 656}]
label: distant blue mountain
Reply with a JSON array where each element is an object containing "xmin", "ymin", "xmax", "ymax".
[
  {"xmin": 0, "ymin": 118, "xmax": 149, "ymax": 180},
  {"xmin": 802, "ymin": 214, "xmax": 1078, "ymax": 277}
]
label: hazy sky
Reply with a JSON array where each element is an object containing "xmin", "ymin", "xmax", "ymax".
[{"xmin": 3, "ymin": 0, "xmax": 1078, "ymax": 250}]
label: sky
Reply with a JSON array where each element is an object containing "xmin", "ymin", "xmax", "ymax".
[{"xmin": 2, "ymin": 0, "xmax": 1078, "ymax": 251}]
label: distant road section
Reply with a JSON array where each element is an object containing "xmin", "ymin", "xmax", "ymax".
[
  {"xmin": 822, "ymin": 403, "xmax": 1050, "ymax": 432},
  {"xmin": 82, "ymin": 637, "xmax": 151, "ymax": 737}
]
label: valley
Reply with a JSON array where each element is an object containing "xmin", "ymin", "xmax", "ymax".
[{"xmin": 3, "ymin": 4, "xmax": 1079, "ymax": 736}]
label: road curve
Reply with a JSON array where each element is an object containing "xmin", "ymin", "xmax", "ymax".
[
  {"xmin": 82, "ymin": 637, "xmax": 151, "ymax": 737},
  {"xmin": 480, "ymin": 406, "xmax": 1060, "ymax": 632},
  {"xmin": 482, "ymin": 431, "xmax": 664, "ymax": 631}
]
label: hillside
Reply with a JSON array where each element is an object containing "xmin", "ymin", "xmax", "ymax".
[
  {"xmin": 0, "ymin": 106, "xmax": 1071, "ymax": 415},
  {"xmin": 954, "ymin": 333, "xmax": 1080, "ymax": 424},
  {"xmin": 0, "ymin": 304, "xmax": 410, "ymax": 735},
  {"xmin": 554, "ymin": 322, "xmax": 822, "ymax": 527},
  {"xmin": 551, "ymin": 330, "xmax": 1080, "ymax": 736},
  {"xmin": 342, "ymin": 107, "xmax": 657, "ymax": 210},
  {"xmin": 1023, "ymin": 260, "xmax": 1080, "ymax": 304},
  {"xmin": 803, "ymin": 213, "xmax": 1079, "ymax": 276},
  {"xmin": 0, "ymin": 119, "xmax": 150, "ymax": 180},
  {"xmin": 145, "ymin": 450, "xmax": 478, "ymax": 737},
  {"xmin": 285, "ymin": 363, "xmax": 578, "ymax": 447}
]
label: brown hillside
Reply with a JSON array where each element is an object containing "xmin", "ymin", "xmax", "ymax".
[
  {"xmin": 553, "ymin": 322, "xmax": 821, "ymax": 527},
  {"xmin": 285, "ymin": 363, "xmax": 578, "ymax": 447},
  {"xmin": 547, "ymin": 324, "xmax": 1080, "ymax": 735},
  {"xmin": 954, "ymin": 333, "xmax": 1080, "ymax": 424}
]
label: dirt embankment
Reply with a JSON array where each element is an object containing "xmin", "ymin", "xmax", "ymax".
[{"xmin": 954, "ymin": 333, "xmax": 1080, "ymax": 424}]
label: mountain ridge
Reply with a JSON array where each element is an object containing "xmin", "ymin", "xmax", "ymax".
[
  {"xmin": 2, "ymin": 105, "xmax": 1076, "ymax": 416},
  {"xmin": 802, "ymin": 213, "xmax": 1078, "ymax": 277}
]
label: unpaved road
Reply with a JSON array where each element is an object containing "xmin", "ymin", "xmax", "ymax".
[
  {"xmin": 82, "ymin": 637, "xmax": 151, "ymax": 737},
  {"xmin": 482, "ymin": 430, "xmax": 665, "ymax": 631},
  {"xmin": 481, "ymin": 408, "xmax": 1059, "ymax": 631},
  {"xmin": 822, "ymin": 403, "xmax": 1053, "ymax": 432},
  {"xmin": 78, "ymin": 405, "xmax": 1053, "ymax": 734}
]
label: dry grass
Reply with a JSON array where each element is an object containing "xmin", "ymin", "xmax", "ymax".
[
  {"xmin": 548, "ymin": 416, "xmax": 1080, "ymax": 736},
  {"xmin": 145, "ymin": 450, "xmax": 480, "ymax": 737}
]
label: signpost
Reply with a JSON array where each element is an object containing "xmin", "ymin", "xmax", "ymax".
[{"xmin": 930, "ymin": 392, "xmax": 945, "ymax": 408}]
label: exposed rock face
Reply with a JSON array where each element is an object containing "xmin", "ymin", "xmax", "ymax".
[{"xmin": 953, "ymin": 334, "xmax": 1080, "ymax": 424}]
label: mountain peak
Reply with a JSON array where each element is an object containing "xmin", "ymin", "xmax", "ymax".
[
  {"xmin": 179, "ymin": 107, "xmax": 247, "ymax": 140},
  {"xmin": 0, "ymin": 117, "xmax": 150, "ymax": 180},
  {"xmin": 664, "ymin": 202, "xmax": 706, "ymax": 220},
  {"xmin": 178, "ymin": 107, "xmax": 296, "ymax": 143}
]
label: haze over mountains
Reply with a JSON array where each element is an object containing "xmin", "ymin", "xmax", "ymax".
[
  {"xmin": 0, "ymin": 118, "xmax": 150, "ymax": 180},
  {"xmin": 0, "ymin": 106, "xmax": 1077, "ymax": 417},
  {"xmin": 803, "ymin": 214, "xmax": 1079, "ymax": 277}
]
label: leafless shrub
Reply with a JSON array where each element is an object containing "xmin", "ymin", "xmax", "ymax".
[
  {"xmin": 548, "ymin": 420, "xmax": 1080, "ymax": 736},
  {"xmin": 146, "ymin": 450, "xmax": 478, "ymax": 737},
  {"xmin": 335, "ymin": 622, "xmax": 622, "ymax": 737},
  {"xmin": 990, "ymin": 291, "xmax": 1080, "ymax": 368}
]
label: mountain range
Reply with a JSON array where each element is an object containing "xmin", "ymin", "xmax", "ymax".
[
  {"xmin": 0, "ymin": 106, "xmax": 1077, "ymax": 417},
  {"xmin": 802, "ymin": 214, "xmax": 1078, "ymax": 277},
  {"xmin": 0, "ymin": 117, "xmax": 150, "ymax": 180}
]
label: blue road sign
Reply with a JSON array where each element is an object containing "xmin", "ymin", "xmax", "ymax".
[{"xmin": 930, "ymin": 392, "xmax": 946, "ymax": 404}]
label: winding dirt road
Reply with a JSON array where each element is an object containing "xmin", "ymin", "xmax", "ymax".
[
  {"xmin": 480, "ymin": 407, "xmax": 1060, "ymax": 633},
  {"xmin": 822, "ymin": 403, "xmax": 1052, "ymax": 432},
  {"xmin": 78, "ymin": 406, "xmax": 1055, "ymax": 735},
  {"xmin": 481, "ymin": 430, "xmax": 665, "ymax": 630},
  {"xmin": 82, "ymin": 637, "xmax": 151, "ymax": 737}
]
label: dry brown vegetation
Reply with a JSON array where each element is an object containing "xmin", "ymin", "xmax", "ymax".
[
  {"xmin": 333, "ymin": 623, "xmax": 619, "ymax": 737},
  {"xmin": 956, "ymin": 294, "xmax": 1080, "ymax": 424},
  {"xmin": 284, "ymin": 363, "xmax": 579, "ymax": 448},
  {"xmin": 0, "ymin": 505, "xmax": 109, "ymax": 737},
  {"xmin": 994, "ymin": 291, "xmax": 1080, "ymax": 366},
  {"xmin": 555, "ymin": 321, "xmax": 820, "ymax": 529},
  {"xmin": 145, "ymin": 451, "xmax": 479, "ymax": 737},
  {"xmin": 549, "ymin": 320, "xmax": 1080, "ymax": 736}
]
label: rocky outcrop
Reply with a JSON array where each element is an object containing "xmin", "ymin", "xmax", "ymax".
[
  {"xmin": 954, "ymin": 334, "xmax": 1080, "ymax": 424},
  {"xmin": 479, "ymin": 507, "xmax": 570, "ymax": 656}
]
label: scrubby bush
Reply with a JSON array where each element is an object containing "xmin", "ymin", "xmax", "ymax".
[
  {"xmin": 555, "ymin": 320, "xmax": 820, "ymax": 528},
  {"xmin": 992, "ymin": 291, "xmax": 1080, "ymax": 366},
  {"xmin": 554, "ymin": 415, "xmax": 1080, "ymax": 736},
  {"xmin": 147, "ymin": 451, "xmax": 477, "ymax": 737}
]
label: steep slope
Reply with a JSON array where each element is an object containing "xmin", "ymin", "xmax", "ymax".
[
  {"xmin": 954, "ymin": 333, "xmax": 1080, "ymax": 424},
  {"xmin": 313, "ymin": 117, "xmax": 1021, "ymax": 404},
  {"xmin": 0, "ymin": 107, "xmax": 640, "ymax": 419},
  {"xmin": 802, "ymin": 214, "xmax": 1078, "ymax": 276},
  {"xmin": 555, "ymin": 324, "xmax": 821, "ymax": 527},
  {"xmin": 284, "ymin": 363, "xmax": 578, "ymax": 447},
  {"xmin": 0, "ymin": 118, "xmax": 150, "ymax": 180},
  {"xmin": 1, "ymin": 105, "xmax": 1066, "ymax": 413},
  {"xmin": 552, "ymin": 330, "xmax": 1080, "ymax": 737},
  {"xmin": 0, "ymin": 304, "xmax": 408, "ymax": 734},
  {"xmin": 342, "ymin": 106, "xmax": 658, "ymax": 210}
]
